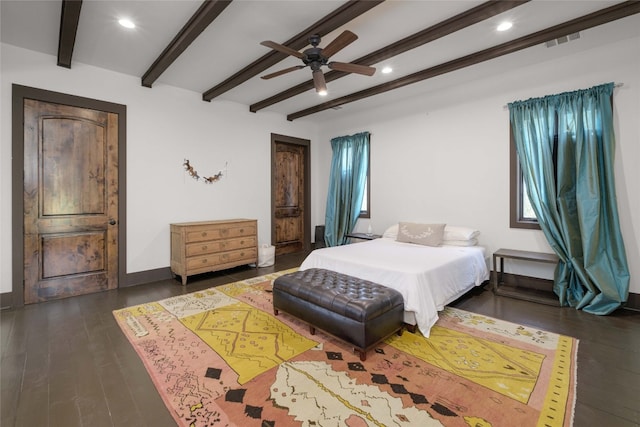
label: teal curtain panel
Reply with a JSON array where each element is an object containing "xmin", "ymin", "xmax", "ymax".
[
  {"xmin": 508, "ymin": 83, "xmax": 629, "ymax": 314},
  {"xmin": 324, "ymin": 131, "xmax": 370, "ymax": 247}
]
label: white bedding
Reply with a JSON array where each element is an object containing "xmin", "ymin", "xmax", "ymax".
[{"xmin": 299, "ymin": 238, "xmax": 489, "ymax": 337}]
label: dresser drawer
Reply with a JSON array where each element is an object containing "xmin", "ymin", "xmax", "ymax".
[
  {"xmin": 186, "ymin": 236, "xmax": 257, "ymax": 257},
  {"xmin": 186, "ymin": 247, "xmax": 258, "ymax": 270},
  {"xmin": 185, "ymin": 223, "xmax": 257, "ymax": 243}
]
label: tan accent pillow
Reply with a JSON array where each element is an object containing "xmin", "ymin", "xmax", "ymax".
[{"xmin": 396, "ymin": 222, "xmax": 446, "ymax": 247}]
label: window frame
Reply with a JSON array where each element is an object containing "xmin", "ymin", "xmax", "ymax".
[{"xmin": 509, "ymin": 126, "xmax": 540, "ymax": 230}]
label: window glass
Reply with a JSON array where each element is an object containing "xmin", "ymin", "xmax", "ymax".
[
  {"xmin": 510, "ymin": 128, "xmax": 540, "ymax": 229},
  {"xmin": 521, "ymin": 179, "xmax": 537, "ymax": 220},
  {"xmin": 359, "ymin": 146, "xmax": 370, "ymax": 218}
]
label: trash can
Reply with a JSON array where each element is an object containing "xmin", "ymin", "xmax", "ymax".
[
  {"xmin": 315, "ymin": 225, "xmax": 326, "ymax": 249},
  {"xmin": 258, "ymin": 244, "xmax": 275, "ymax": 267}
]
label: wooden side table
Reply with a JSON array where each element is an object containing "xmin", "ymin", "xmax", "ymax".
[{"xmin": 492, "ymin": 248, "xmax": 560, "ymax": 305}]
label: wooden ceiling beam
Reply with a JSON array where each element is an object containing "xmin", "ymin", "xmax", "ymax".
[
  {"xmin": 142, "ymin": 0, "xmax": 233, "ymax": 88},
  {"xmin": 250, "ymin": 0, "xmax": 529, "ymax": 113},
  {"xmin": 287, "ymin": 0, "xmax": 640, "ymax": 121},
  {"xmin": 57, "ymin": 0, "xmax": 83, "ymax": 68},
  {"xmin": 202, "ymin": 0, "xmax": 384, "ymax": 102}
]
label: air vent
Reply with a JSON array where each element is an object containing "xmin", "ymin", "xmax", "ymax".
[{"xmin": 546, "ymin": 32, "xmax": 580, "ymax": 48}]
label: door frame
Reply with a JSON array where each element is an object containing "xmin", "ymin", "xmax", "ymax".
[
  {"xmin": 270, "ymin": 133, "xmax": 311, "ymax": 253},
  {"xmin": 11, "ymin": 84, "xmax": 127, "ymax": 308}
]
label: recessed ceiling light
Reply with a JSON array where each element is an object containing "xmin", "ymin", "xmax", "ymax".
[
  {"xmin": 381, "ymin": 66, "xmax": 393, "ymax": 74},
  {"xmin": 118, "ymin": 18, "xmax": 136, "ymax": 29},
  {"xmin": 497, "ymin": 21, "xmax": 513, "ymax": 32}
]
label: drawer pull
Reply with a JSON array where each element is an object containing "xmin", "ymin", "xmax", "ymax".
[
  {"xmin": 201, "ymin": 232, "xmax": 208, "ymax": 237},
  {"xmin": 201, "ymin": 259, "xmax": 208, "ymax": 264},
  {"xmin": 239, "ymin": 228, "xmax": 244, "ymax": 233},
  {"xmin": 202, "ymin": 245, "xmax": 208, "ymax": 250}
]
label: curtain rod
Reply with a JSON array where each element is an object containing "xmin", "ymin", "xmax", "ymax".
[{"xmin": 502, "ymin": 82, "xmax": 624, "ymax": 110}]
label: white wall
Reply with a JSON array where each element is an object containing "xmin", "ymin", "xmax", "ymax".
[
  {"xmin": 0, "ymin": 43, "xmax": 318, "ymax": 293},
  {"xmin": 316, "ymin": 34, "xmax": 640, "ymax": 294},
  {"xmin": 2, "ymin": 31, "xmax": 639, "ymax": 297}
]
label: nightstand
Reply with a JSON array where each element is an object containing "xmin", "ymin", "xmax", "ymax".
[{"xmin": 345, "ymin": 232, "xmax": 382, "ymax": 241}]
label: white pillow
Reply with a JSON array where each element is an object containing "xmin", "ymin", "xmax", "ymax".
[
  {"xmin": 382, "ymin": 224, "xmax": 399, "ymax": 239},
  {"xmin": 444, "ymin": 225, "xmax": 480, "ymax": 241},
  {"xmin": 443, "ymin": 238, "xmax": 478, "ymax": 247}
]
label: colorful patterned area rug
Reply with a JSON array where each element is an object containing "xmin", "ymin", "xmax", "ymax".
[{"xmin": 113, "ymin": 269, "xmax": 578, "ymax": 427}]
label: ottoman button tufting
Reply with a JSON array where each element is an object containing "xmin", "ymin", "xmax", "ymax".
[{"xmin": 272, "ymin": 268, "xmax": 404, "ymax": 361}]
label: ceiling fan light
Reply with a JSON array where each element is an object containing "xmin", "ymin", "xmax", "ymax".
[
  {"xmin": 312, "ymin": 70, "xmax": 327, "ymax": 95},
  {"xmin": 118, "ymin": 18, "xmax": 135, "ymax": 29},
  {"xmin": 497, "ymin": 21, "xmax": 512, "ymax": 32}
]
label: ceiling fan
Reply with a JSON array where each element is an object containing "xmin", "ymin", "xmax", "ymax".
[{"xmin": 260, "ymin": 30, "xmax": 376, "ymax": 95}]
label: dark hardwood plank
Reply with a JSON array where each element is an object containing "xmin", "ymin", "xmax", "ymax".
[
  {"xmin": 14, "ymin": 332, "xmax": 49, "ymax": 426},
  {"xmin": 0, "ymin": 353, "xmax": 25, "ymax": 427},
  {"xmin": 574, "ymin": 402, "xmax": 639, "ymax": 427},
  {"xmin": 1, "ymin": 252, "xmax": 638, "ymax": 426}
]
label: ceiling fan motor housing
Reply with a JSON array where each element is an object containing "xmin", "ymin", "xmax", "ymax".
[
  {"xmin": 303, "ymin": 34, "xmax": 329, "ymax": 70},
  {"xmin": 303, "ymin": 47, "xmax": 327, "ymax": 69}
]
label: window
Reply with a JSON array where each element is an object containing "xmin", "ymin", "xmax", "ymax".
[{"xmin": 509, "ymin": 126, "xmax": 540, "ymax": 229}]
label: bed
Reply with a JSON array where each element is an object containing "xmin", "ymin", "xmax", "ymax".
[{"xmin": 299, "ymin": 223, "xmax": 490, "ymax": 337}]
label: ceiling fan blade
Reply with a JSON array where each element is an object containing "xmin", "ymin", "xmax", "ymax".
[
  {"xmin": 261, "ymin": 65, "xmax": 305, "ymax": 80},
  {"xmin": 321, "ymin": 30, "xmax": 358, "ymax": 58},
  {"xmin": 312, "ymin": 70, "xmax": 327, "ymax": 94},
  {"xmin": 328, "ymin": 61, "xmax": 376, "ymax": 76},
  {"xmin": 260, "ymin": 40, "xmax": 304, "ymax": 59}
]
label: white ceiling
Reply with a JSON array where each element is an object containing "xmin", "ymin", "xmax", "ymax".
[{"xmin": 1, "ymin": 1, "xmax": 638, "ymax": 123}]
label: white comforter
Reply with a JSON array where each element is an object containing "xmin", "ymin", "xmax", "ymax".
[{"xmin": 299, "ymin": 238, "xmax": 489, "ymax": 336}]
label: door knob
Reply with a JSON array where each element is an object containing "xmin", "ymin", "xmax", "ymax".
[{"xmin": 109, "ymin": 219, "xmax": 117, "ymax": 225}]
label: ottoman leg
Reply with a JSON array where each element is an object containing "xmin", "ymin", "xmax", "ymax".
[{"xmin": 309, "ymin": 326, "xmax": 316, "ymax": 335}]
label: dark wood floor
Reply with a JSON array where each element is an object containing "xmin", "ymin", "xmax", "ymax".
[{"xmin": 2, "ymin": 252, "xmax": 639, "ymax": 427}]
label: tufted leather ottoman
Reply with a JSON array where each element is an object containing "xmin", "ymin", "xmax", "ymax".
[{"xmin": 272, "ymin": 268, "xmax": 404, "ymax": 361}]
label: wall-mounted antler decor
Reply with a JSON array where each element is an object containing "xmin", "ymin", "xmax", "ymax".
[{"xmin": 183, "ymin": 159, "xmax": 226, "ymax": 183}]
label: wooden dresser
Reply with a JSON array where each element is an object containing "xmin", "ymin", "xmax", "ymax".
[{"xmin": 170, "ymin": 219, "xmax": 258, "ymax": 285}]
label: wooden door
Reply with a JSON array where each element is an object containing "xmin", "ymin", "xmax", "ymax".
[
  {"xmin": 272, "ymin": 134, "xmax": 310, "ymax": 255},
  {"xmin": 23, "ymin": 99, "xmax": 119, "ymax": 304}
]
